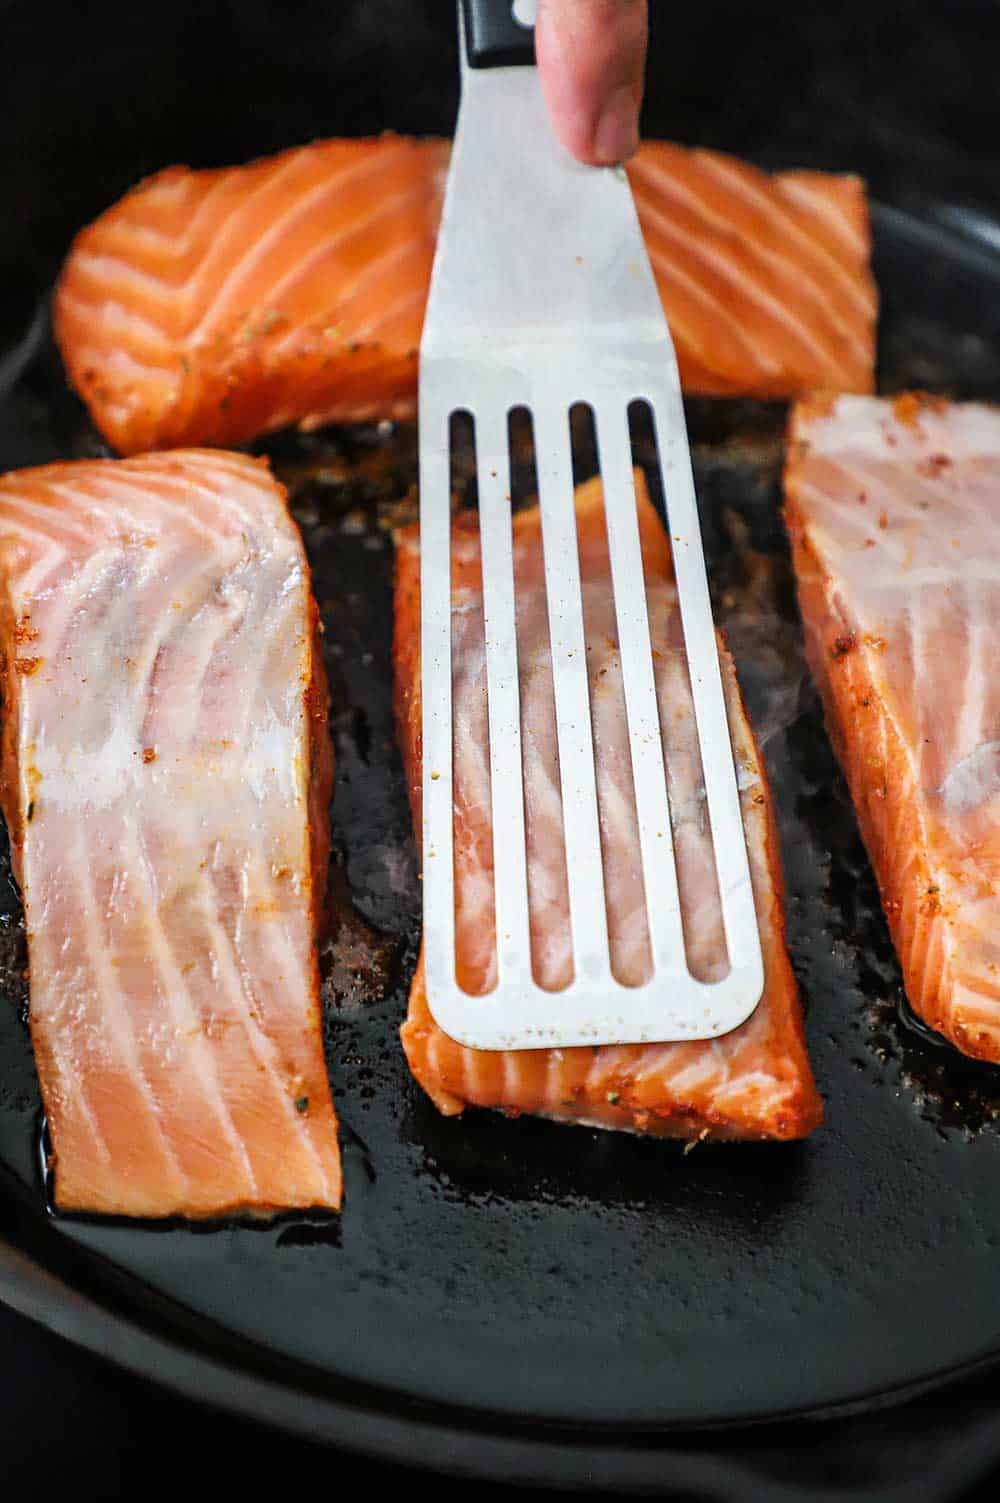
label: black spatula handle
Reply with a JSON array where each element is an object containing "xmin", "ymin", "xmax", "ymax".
[{"xmin": 463, "ymin": 0, "xmax": 536, "ymax": 68}]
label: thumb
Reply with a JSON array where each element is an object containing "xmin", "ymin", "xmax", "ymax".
[{"xmin": 535, "ymin": 0, "xmax": 648, "ymax": 166}]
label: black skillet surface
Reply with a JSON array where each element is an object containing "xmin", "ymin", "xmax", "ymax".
[{"xmin": 5, "ymin": 0, "xmax": 1000, "ymax": 1483}]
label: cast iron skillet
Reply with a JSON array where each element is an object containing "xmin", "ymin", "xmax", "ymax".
[{"xmin": 4, "ymin": 0, "xmax": 1000, "ymax": 1487}]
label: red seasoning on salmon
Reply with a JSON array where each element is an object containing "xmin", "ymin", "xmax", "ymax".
[
  {"xmin": 394, "ymin": 476, "xmax": 822, "ymax": 1141},
  {"xmin": 54, "ymin": 136, "xmax": 876, "ymax": 456},
  {"xmin": 786, "ymin": 394, "xmax": 1000, "ymax": 1063},
  {"xmin": 0, "ymin": 450, "xmax": 341, "ymax": 1216}
]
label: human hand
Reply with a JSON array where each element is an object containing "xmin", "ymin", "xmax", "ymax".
[{"xmin": 535, "ymin": 0, "xmax": 648, "ymax": 166}]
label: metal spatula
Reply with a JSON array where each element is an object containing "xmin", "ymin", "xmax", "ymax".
[{"xmin": 418, "ymin": 0, "xmax": 764, "ymax": 1050}]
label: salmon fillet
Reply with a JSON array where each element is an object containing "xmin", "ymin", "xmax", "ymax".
[
  {"xmin": 785, "ymin": 393, "xmax": 1000, "ymax": 1063},
  {"xmin": 54, "ymin": 135, "xmax": 876, "ymax": 456},
  {"xmin": 0, "ymin": 450, "xmax": 341, "ymax": 1216},
  {"xmin": 55, "ymin": 136, "xmax": 450, "ymax": 456},
  {"xmin": 394, "ymin": 476, "xmax": 822, "ymax": 1140},
  {"xmin": 629, "ymin": 143, "xmax": 875, "ymax": 399}
]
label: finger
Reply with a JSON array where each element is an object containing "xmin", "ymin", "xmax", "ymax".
[{"xmin": 535, "ymin": 0, "xmax": 648, "ymax": 166}]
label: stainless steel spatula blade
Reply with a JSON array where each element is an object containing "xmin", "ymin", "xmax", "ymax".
[{"xmin": 418, "ymin": 0, "xmax": 764, "ymax": 1050}]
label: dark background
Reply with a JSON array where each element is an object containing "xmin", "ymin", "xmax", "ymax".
[
  {"xmin": 7, "ymin": 1292, "xmax": 1000, "ymax": 1502},
  {"xmin": 5, "ymin": 1, "xmax": 1000, "ymax": 1498}
]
